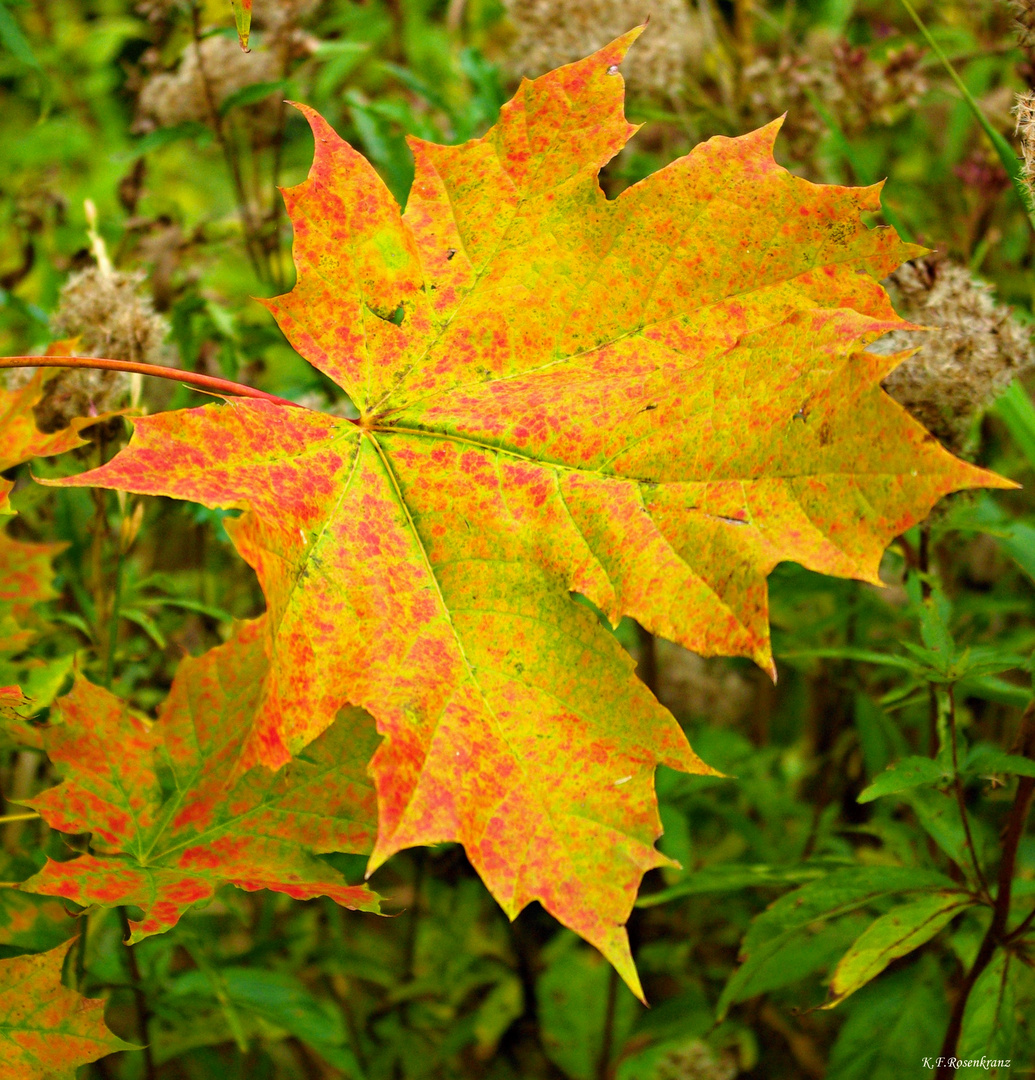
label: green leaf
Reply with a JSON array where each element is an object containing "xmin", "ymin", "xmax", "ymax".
[
  {"xmin": 964, "ymin": 747, "xmax": 1035, "ymax": 780},
  {"xmin": 636, "ymin": 861, "xmax": 849, "ymax": 907},
  {"xmin": 858, "ymin": 757, "xmax": 950, "ymax": 803},
  {"xmin": 169, "ymin": 966, "xmax": 364, "ymax": 1076},
  {"xmin": 995, "ymin": 380, "xmax": 1035, "ymax": 472},
  {"xmin": 825, "ymin": 960, "xmax": 949, "ymax": 1080},
  {"xmin": 907, "ymin": 788, "xmax": 975, "ymax": 872},
  {"xmin": 717, "ymin": 917, "xmax": 862, "ymax": 1017},
  {"xmin": 826, "ymin": 891, "xmax": 974, "ymax": 1005},
  {"xmin": 0, "ymin": 1, "xmax": 38, "ymax": 68},
  {"xmin": 717, "ymin": 867, "xmax": 955, "ymax": 1018},
  {"xmin": 957, "ymin": 676, "xmax": 1032, "ymax": 709},
  {"xmin": 218, "ymin": 79, "xmax": 290, "ymax": 117},
  {"xmin": 536, "ymin": 933, "xmax": 642, "ymax": 1080},
  {"xmin": 956, "ymin": 952, "xmax": 1016, "ymax": 1078},
  {"xmin": 899, "ymin": 0, "xmax": 1035, "ymax": 233},
  {"xmin": 122, "ymin": 121, "xmax": 213, "ymax": 158}
]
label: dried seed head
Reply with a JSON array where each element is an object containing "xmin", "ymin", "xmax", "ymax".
[
  {"xmin": 502, "ymin": 0, "xmax": 702, "ymax": 96},
  {"xmin": 743, "ymin": 39, "xmax": 925, "ymax": 168},
  {"xmin": 137, "ymin": 33, "xmax": 281, "ymax": 129},
  {"xmin": 1015, "ymin": 90, "xmax": 1035, "ymax": 207},
  {"xmin": 878, "ymin": 256, "xmax": 1034, "ymax": 453},
  {"xmin": 655, "ymin": 640, "xmax": 756, "ymax": 728},
  {"xmin": 10, "ymin": 268, "xmax": 172, "ymax": 432},
  {"xmin": 653, "ymin": 1040, "xmax": 737, "ymax": 1080},
  {"xmin": 1014, "ymin": 0, "xmax": 1035, "ymax": 50}
]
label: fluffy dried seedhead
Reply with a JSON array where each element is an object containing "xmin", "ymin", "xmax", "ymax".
[
  {"xmin": 1016, "ymin": 90, "xmax": 1035, "ymax": 207},
  {"xmin": 137, "ymin": 33, "xmax": 281, "ymax": 130},
  {"xmin": 743, "ymin": 38, "xmax": 925, "ymax": 168},
  {"xmin": 878, "ymin": 256, "xmax": 1034, "ymax": 453},
  {"xmin": 8, "ymin": 268, "xmax": 172, "ymax": 432},
  {"xmin": 653, "ymin": 1041, "xmax": 738, "ymax": 1080},
  {"xmin": 1014, "ymin": 0, "xmax": 1035, "ymax": 51},
  {"xmin": 502, "ymin": 0, "xmax": 702, "ymax": 96}
]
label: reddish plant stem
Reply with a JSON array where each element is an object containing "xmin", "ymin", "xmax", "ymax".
[
  {"xmin": 934, "ymin": 701, "xmax": 1035, "ymax": 1079},
  {"xmin": 0, "ymin": 355, "xmax": 304, "ymax": 408}
]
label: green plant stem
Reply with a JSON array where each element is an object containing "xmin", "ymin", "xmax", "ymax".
[
  {"xmin": 934, "ymin": 702, "xmax": 1035, "ymax": 1078},
  {"xmin": 188, "ymin": 0, "xmax": 270, "ymax": 283},
  {"xmin": 0, "ymin": 356, "xmax": 304, "ymax": 407},
  {"xmin": 596, "ymin": 964, "xmax": 619, "ymax": 1080},
  {"xmin": 0, "ymin": 811, "xmax": 39, "ymax": 824},
  {"xmin": 104, "ymin": 545, "xmax": 125, "ymax": 690},
  {"xmin": 118, "ymin": 908, "xmax": 156, "ymax": 1080},
  {"xmin": 899, "ymin": 0, "xmax": 1035, "ymax": 236}
]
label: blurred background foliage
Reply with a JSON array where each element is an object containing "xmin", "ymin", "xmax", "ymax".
[{"xmin": 2, "ymin": 0, "xmax": 1035, "ymax": 1077}]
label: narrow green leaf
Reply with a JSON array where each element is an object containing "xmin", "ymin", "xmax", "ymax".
[
  {"xmin": 777, "ymin": 647, "xmax": 918, "ymax": 671},
  {"xmin": 0, "ymin": 1, "xmax": 39, "ymax": 68},
  {"xmin": 218, "ymin": 79, "xmax": 289, "ymax": 117},
  {"xmin": 964, "ymin": 747, "xmax": 1035, "ymax": 780},
  {"xmin": 858, "ymin": 756, "xmax": 950, "ymax": 803},
  {"xmin": 122, "ymin": 121, "xmax": 213, "ymax": 159},
  {"xmin": 743, "ymin": 867, "xmax": 957, "ymax": 950},
  {"xmin": 636, "ymin": 861, "xmax": 848, "ymax": 907},
  {"xmin": 995, "ymin": 380, "xmax": 1035, "ymax": 472},
  {"xmin": 169, "ymin": 966, "xmax": 364, "ymax": 1076},
  {"xmin": 956, "ymin": 953, "xmax": 1016, "ymax": 1078},
  {"xmin": 906, "ymin": 788, "xmax": 974, "ymax": 873},
  {"xmin": 825, "ymin": 961, "xmax": 949, "ymax": 1080},
  {"xmin": 826, "ymin": 891, "xmax": 974, "ymax": 1005},
  {"xmin": 717, "ymin": 918, "xmax": 862, "ymax": 1018},
  {"xmin": 717, "ymin": 867, "xmax": 957, "ymax": 1019},
  {"xmin": 899, "ymin": 0, "xmax": 1035, "ymax": 233},
  {"xmin": 536, "ymin": 933, "xmax": 642, "ymax": 1080}
]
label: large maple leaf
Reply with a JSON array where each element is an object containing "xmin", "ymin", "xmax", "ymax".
[
  {"xmin": 53, "ymin": 31, "xmax": 1007, "ymax": 991},
  {"xmin": 0, "ymin": 940, "xmax": 134, "ymax": 1079},
  {"xmin": 20, "ymin": 619, "xmax": 381, "ymax": 940}
]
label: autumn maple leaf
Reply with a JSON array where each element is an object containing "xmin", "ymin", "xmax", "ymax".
[
  {"xmin": 0, "ymin": 939, "xmax": 134, "ymax": 1079},
  {"xmin": 0, "ymin": 361, "xmax": 118, "ymax": 517},
  {"xmin": 20, "ymin": 619, "xmax": 381, "ymax": 940},
  {"xmin": 53, "ymin": 30, "xmax": 1008, "ymax": 992}
]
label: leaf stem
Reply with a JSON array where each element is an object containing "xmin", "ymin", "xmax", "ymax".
[
  {"xmin": 0, "ymin": 811, "xmax": 40, "ymax": 824},
  {"xmin": 934, "ymin": 701, "xmax": 1035, "ymax": 1078},
  {"xmin": 0, "ymin": 356, "xmax": 303, "ymax": 408},
  {"xmin": 188, "ymin": 0, "xmax": 270, "ymax": 283},
  {"xmin": 104, "ymin": 544, "xmax": 126, "ymax": 690},
  {"xmin": 118, "ymin": 907, "xmax": 157, "ymax": 1080},
  {"xmin": 899, "ymin": 0, "xmax": 1035, "ymax": 235}
]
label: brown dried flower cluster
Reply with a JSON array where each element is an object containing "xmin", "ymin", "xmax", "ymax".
[
  {"xmin": 1015, "ymin": 0, "xmax": 1035, "ymax": 51},
  {"xmin": 1016, "ymin": 90, "xmax": 1035, "ymax": 206},
  {"xmin": 743, "ymin": 38, "xmax": 925, "ymax": 166},
  {"xmin": 6, "ymin": 269, "xmax": 171, "ymax": 432},
  {"xmin": 879, "ymin": 256, "xmax": 1033, "ymax": 452},
  {"xmin": 502, "ymin": 0, "xmax": 702, "ymax": 96},
  {"xmin": 138, "ymin": 34, "xmax": 281, "ymax": 129},
  {"xmin": 655, "ymin": 640, "xmax": 756, "ymax": 728},
  {"xmin": 654, "ymin": 1041, "xmax": 738, "ymax": 1080}
]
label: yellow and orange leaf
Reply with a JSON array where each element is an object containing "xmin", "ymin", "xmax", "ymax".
[
  {"xmin": 0, "ymin": 939, "xmax": 133, "ymax": 1079},
  {"xmin": 53, "ymin": 32, "xmax": 1008, "ymax": 993},
  {"xmin": 21, "ymin": 620, "xmax": 381, "ymax": 941}
]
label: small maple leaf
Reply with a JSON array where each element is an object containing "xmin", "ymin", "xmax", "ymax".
[
  {"xmin": 0, "ymin": 939, "xmax": 134, "ymax": 1079},
  {"xmin": 52, "ymin": 30, "xmax": 1009, "ymax": 993},
  {"xmin": 21, "ymin": 619, "xmax": 381, "ymax": 940}
]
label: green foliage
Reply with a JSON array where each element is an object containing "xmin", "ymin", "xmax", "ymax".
[{"xmin": 1, "ymin": 0, "xmax": 1035, "ymax": 1078}]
